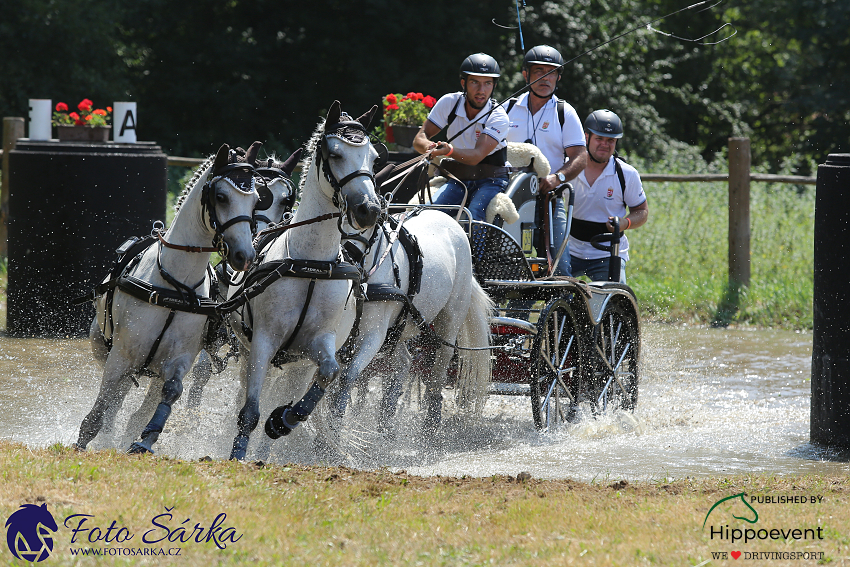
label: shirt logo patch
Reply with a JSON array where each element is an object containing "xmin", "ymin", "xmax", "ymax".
[
  {"xmin": 542, "ymin": 122, "xmax": 550, "ymax": 130},
  {"xmin": 606, "ymin": 187, "xmax": 614, "ymax": 198}
]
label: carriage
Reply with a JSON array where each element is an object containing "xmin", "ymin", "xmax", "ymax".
[
  {"xmin": 469, "ymin": 168, "xmax": 640, "ymax": 430},
  {"xmin": 389, "ymin": 154, "xmax": 642, "ymax": 431}
]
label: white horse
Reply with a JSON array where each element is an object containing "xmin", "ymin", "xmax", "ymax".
[
  {"xmin": 185, "ymin": 147, "xmax": 303, "ymax": 407},
  {"xmin": 74, "ymin": 142, "xmax": 261, "ymax": 453},
  {"xmin": 325, "ymin": 208, "xmax": 493, "ymax": 441},
  {"xmin": 225, "ymin": 101, "xmax": 383, "ymax": 460}
]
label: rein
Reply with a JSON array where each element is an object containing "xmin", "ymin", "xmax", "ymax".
[
  {"xmin": 252, "ymin": 212, "xmax": 342, "ymax": 241},
  {"xmin": 156, "ymin": 230, "xmax": 219, "ymax": 254}
]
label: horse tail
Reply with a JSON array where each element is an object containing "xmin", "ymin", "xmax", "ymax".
[{"xmin": 455, "ymin": 277, "xmax": 494, "ymax": 420}]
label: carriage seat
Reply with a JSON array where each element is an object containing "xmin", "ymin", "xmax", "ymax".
[{"xmin": 470, "ymin": 221, "xmax": 543, "ymax": 283}]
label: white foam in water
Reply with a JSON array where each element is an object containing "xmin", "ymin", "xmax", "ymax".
[{"xmin": 0, "ymin": 324, "xmax": 846, "ymax": 481}]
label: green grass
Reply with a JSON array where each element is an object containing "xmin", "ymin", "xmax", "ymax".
[
  {"xmin": 627, "ymin": 149, "xmax": 815, "ymax": 329},
  {"xmin": 2, "ymin": 441, "xmax": 848, "ymax": 566}
]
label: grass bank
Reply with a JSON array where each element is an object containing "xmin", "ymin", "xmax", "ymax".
[
  {"xmin": 0, "ymin": 441, "xmax": 846, "ymax": 566},
  {"xmin": 627, "ymin": 150, "xmax": 815, "ymax": 330}
]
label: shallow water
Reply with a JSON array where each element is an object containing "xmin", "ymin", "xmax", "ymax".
[{"xmin": 0, "ymin": 323, "xmax": 845, "ymax": 481}]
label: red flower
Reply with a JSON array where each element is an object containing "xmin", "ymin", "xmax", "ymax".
[
  {"xmin": 106, "ymin": 106, "xmax": 112, "ymax": 112},
  {"xmin": 386, "ymin": 93, "xmax": 397, "ymax": 104},
  {"xmin": 93, "ymin": 109, "xmax": 107, "ymax": 116},
  {"xmin": 78, "ymin": 98, "xmax": 93, "ymax": 112},
  {"xmin": 55, "ymin": 102, "xmax": 68, "ymax": 112},
  {"xmin": 423, "ymin": 95, "xmax": 437, "ymax": 109},
  {"xmin": 386, "ymin": 103, "xmax": 399, "ymax": 111},
  {"xmin": 415, "ymin": 93, "xmax": 424, "ymax": 100}
]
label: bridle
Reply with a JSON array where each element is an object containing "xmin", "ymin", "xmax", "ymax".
[
  {"xmin": 254, "ymin": 164, "xmax": 296, "ymax": 227},
  {"xmin": 316, "ymin": 117, "xmax": 381, "ymax": 236},
  {"xmin": 200, "ymin": 161, "xmax": 259, "ymax": 258}
]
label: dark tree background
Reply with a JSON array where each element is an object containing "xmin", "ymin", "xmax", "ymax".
[{"xmin": 1, "ymin": 0, "xmax": 847, "ymax": 173}]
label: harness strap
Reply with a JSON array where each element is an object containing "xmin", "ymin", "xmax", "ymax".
[
  {"xmin": 114, "ymin": 275, "xmax": 220, "ymax": 316},
  {"xmin": 141, "ymin": 309, "xmax": 176, "ymax": 374},
  {"xmin": 366, "ymin": 211, "xmax": 408, "ymax": 278},
  {"xmin": 280, "ymin": 279, "xmax": 316, "ymax": 353},
  {"xmin": 216, "ymin": 257, "xmax": 363, "ymax": 315},
  {"xmin": 156, "ymin": 230, "xmax": 218, "ymax": 253}
]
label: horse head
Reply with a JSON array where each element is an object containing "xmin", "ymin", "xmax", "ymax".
[
  {"xmin": 253, "ymin": 147, "xmax": 302, "ymax": 231},
  {"xmin": 205, "ymin": 143, "xmax": 260, "ymax": 271},
  {"xmin": 317, "ymin": 100, "xmax": 383, "ymax": 231}
]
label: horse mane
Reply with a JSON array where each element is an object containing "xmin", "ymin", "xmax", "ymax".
[
  {"xmin": 174, "ymin": 153, "xmax": 216, "ymax": 213},
  {"xmin": 298, "ymin": 117, "xmax": 325, "ymax": 195}
]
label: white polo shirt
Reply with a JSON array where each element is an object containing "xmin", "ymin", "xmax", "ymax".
[
  {"xmin": 426, "ymin": 92, "xmax": 509, "ymax": 156},
  {"xmin": 505, "ymin": 93, "xmax": 585, "ymax": 172},
  {"xmin": 569, "ymin": 156, "xmax": 646, "ymax": 261}
]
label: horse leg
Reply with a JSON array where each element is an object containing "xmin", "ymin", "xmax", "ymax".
[
  {"xmin": 186, "ymin": 350, "xmax": 213, "ymax": 408},
  {"xmin": 123, "ymin": 375, "xmax": 163, "ymax": 447},
  {"xmin": 327, "ymin": 327, "xmax": 385, "ymax": 425},
  {"xmin": 378, "ymin": 341, "xmax": 413, "ymax": 432},
  {"xmin": 75, "ymin": 354, "xmax": 136, "ymax": 450},
  {"xmin": 128, "ymin": 355, "xmax": 192, "ymax": 454},
  {"xmin": 421, "ymin": 341, "xmax": 456, "ymax": 437},
  {"xmin": 266, "ymin": 332, "xmax": 339, "ymax": 439},
  {"xmin": 99, "ymin": 376, "xmax": 134, "ymax": 440},
  {"xmin": 230, "ymin": 338, "xmax": 275, "ymax": 460}
]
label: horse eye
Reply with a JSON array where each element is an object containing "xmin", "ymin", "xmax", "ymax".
[{"xmin": 215, "ymin": 192, "xmax": 228, "ymax": 204}]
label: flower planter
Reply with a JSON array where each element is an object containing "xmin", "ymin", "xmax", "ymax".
[
  {"xmin": 390, "ymin": 124, "xmax": 419, "ymax": 149},
  {"xmin": 56, "ymin": 125, "xmax": 110, "ymax": 143}
]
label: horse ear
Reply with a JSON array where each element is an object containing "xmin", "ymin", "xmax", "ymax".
[
  {"xmin": 281, "ymin": 148, "xmax": 303, "ymax": 177},
  {"xmin": 325, "ymin": 101, "xmax": 341, "ymax": 132},
  {"xmin": 214, "ymin": 143, "xmax": 230, "ymax": 171},
  {"xmin": 356, "ymin": 105, "xmax": 379, "ymax": 130},
  {"xmin": 244, "ymin": 141, "xmax": 263, "ymax": 165}
]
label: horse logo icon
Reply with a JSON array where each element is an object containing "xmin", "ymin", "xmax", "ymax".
[
  {"xmin": 703, "ymin": 492, "xmax": 759, "ymax": 528},
  {"xmin": 5, "ymin": 503, "xmax": 58, "ymax": 562}
]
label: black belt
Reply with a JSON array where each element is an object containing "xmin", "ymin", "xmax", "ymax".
[
  {"xmin": 439, "ymin": 159, "xmax": 509, "ymax": 180},
  {"xmin": 570, "ymin": 218, "xmax": 624, "ymax": 242},
  {"xmin": 116, "ymin": 275, "xmax": 220, "ymax": 316}
]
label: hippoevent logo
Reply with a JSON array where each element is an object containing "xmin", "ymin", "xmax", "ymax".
[
  {"xmin": 5, "ymin": 504, "xmax": 58, "ymax": 562},
  {"xmin": 704, "ymin": 492, "xmax": 826, "ymax": 561},
  {"xmin": 4, "ymin": 503, "xmax": 243, "ymax": 560}
]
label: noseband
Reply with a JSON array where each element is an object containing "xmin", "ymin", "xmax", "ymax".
[{"xmin": 201, "ymin": 161, "xmax": 259, "ymax": 257}]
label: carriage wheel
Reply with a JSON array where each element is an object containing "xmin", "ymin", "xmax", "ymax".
[
  {"xmin": 530, "ymin": 298, "xmax": 584, "ymax": 430},
  {"xmin": 589, "ymin": 300, "xmax": 639, "ymax": 413}
]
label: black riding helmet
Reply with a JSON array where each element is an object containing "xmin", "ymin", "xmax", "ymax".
[
  {"xmin": 459, "ymin": 53, "xmax": 501, "ymax": 86},
  {"xmin": 584, "ymin": 109, "xmax": 624, "ymax": 139},
  {"xmin": 522, "ymin": 45, "xmax": 564, "ymax": 76}
]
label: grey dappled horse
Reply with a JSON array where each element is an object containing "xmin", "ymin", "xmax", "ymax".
[
  {"xmin": 325, "ymin": 208, "xmax": 493, "ymax": 442},
  {"xmin": 226, "ymin": 101, "xmax": 383, "ymax": 460},
  {"xmin": 75, "ymin": 143, "xmax": 261, "ymax": 454},
  {"xmin": 186, "ymin": 148, "xmax": 303, "ymax": 408}
]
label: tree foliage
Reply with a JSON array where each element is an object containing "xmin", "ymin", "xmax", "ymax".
[{"xmin": 0, "ymin": 0, "xmax": 845, "ymax": 171}]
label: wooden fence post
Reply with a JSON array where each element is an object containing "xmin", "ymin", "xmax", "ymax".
[
  {"xmin": 1, "ymin": 117, "xmax": 25, "ymax": 258},
  {"xmin": 728, "ymin": 137, "xmax": 751, "ymax": 287}
]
